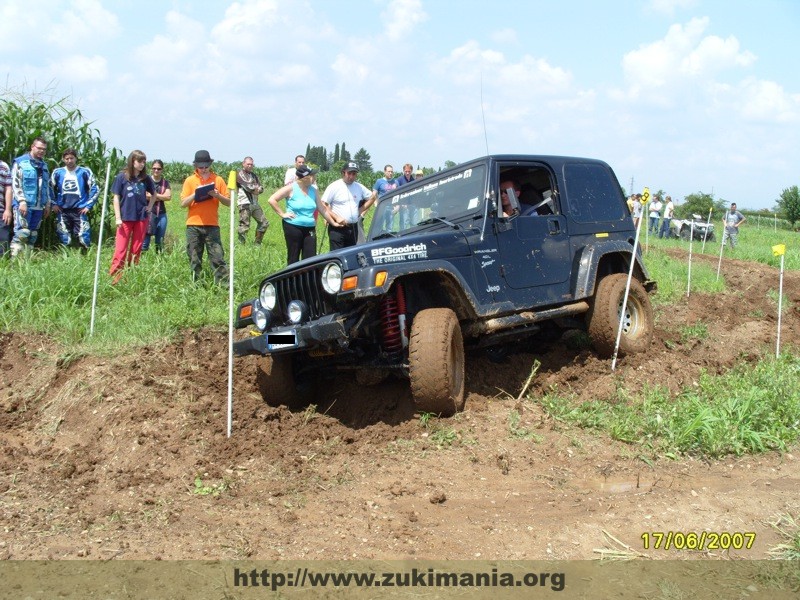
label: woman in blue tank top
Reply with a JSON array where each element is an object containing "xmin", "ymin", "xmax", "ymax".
[{"xmin": 268, "ymin": 164, "xmax": 318, "ymax": 264}]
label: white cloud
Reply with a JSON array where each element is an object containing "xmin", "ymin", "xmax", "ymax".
[
  {"xmin": 736, "ymin": 79, "xmax": 800, "ymax": 123},
  {"xmin": 0, "ymin": 0, "xmax": 118, "ymax": 54},
  {"xmin": 435, "ymin": 41, "xmax": 571, "ymax": 93},
  {"xmin": 50, "ymin": 0, "xmax": 120, "ymax": 47},
  {"xmin": 46, "ymin": 55, "xmax": 109, "ymax": 83},
  {"xmin": 331, "ymin": 53, "xmax": 371, "ymax": 83},
  {"xmin": 682, "ymin": 32, "xmax": 755, "ymax": 75},
  {"xmin": 622, "ymin": 17, "xmax": 755, "ymax": 93},
  {"xmin": 381, "ymin": 0, "xmax": 428, "ymax": 42}
]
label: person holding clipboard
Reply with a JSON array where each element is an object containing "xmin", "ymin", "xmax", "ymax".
[{"xmin": 180, "ymin": 150, "xmax": 231, "ymax": 285}]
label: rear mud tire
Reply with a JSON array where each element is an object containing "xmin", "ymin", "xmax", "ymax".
[
  {"xmin": 679, "ymin": 227, "xmax": 691, "ymax": 241},
  {"xmin": 256, "ymin": 355, "xmax": 315, "ymax": 410},
  {"xmin": 409, "ymin": 308, "xmax": 465, "ymax": 417},
  {"xmin": 588, "ymin": 274, "xmax": 654, "ymax": 358}
]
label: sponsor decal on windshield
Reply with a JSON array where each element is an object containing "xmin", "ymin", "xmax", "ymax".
[
  {"xmin": 395, "ymin": 169, "xmax": 473, "ymax": 202},
  {"xmin": 371, "ymin": 243, "xmax": 428, "ymax": 264}
]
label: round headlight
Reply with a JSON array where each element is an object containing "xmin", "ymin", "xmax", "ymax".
[
  {"xmin": 321, "ymin": 263, "xmax": 342, "ymax": 294},
  {"xmin": 287, "ymin": 300, "xmax": 308, "ymax": 324},
  {"xmin": 260, "ymin": 282, "xmax": 277, "ymax": 310}
]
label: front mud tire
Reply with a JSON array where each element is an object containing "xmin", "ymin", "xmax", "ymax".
[
  {"xmin": 409, "ymin": 308, "xmax": 465, "ymax": 417},
  {"xmin": 256, "ymin": 355, "xmax": 315, "ymax": 410},
  {"xmin": 588, "ymin": 274, "xmax": 654, "ymax": 358}
]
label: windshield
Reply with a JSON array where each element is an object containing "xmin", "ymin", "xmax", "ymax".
[{"xmin": 369, "ymin": 164, "xmax": 486, "ymax": 238}]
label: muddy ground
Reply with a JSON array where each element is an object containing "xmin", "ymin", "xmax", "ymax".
[{"xmin": 1, "ymin": 251, "xmax": 799, "ymax": 561}]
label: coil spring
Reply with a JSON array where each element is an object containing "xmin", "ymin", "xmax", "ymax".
[{"xmin": 380, "ymin": 283, "xmax": 406, "ymax": 354}]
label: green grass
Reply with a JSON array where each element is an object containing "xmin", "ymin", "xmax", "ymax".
[
  {"xmin": 644, "ymin": 223, "xmax": 800, "ymax": 271},
  {"xmin": 508, "ymin": 410, "xmax": 540, "ymax": 441},
  {"xmin": 767, "ymin": 513, "xmax": 800, "ymax": 560},
  {"xmin": 0, "ymin": 187, "xmax": 315, "ymax": 351},
  {"xmin": 2, "ymin": 186, "xmax": 799, "ymax": 466},
  {"xmin": 643, "ymin": 246, "xmax": 726, "ymax": 303},
  {"xmin": 679, "ymin": 322, "xmax": 709, "ymax": 343},
  {"xmin": 539, "ymin": 353, "xmax": 800, "ymax": 459}
]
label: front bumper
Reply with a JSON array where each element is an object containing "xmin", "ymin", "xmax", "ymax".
[{"xmin": 233, "ymin": 313, "xmax": 348, "ymax": 357}]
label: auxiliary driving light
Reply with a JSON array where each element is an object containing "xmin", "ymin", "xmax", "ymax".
[
  {"xmin": 287, "ymin": 300, "xmax": 308, "ymax": 324},
  {"xmin": 253, "ymin": 300, "xmax": 271, "ymax": 331}
]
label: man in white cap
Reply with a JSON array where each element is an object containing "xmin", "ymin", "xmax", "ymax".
[{"xmin": 319, "ymin": 161, "xmax": 376, "ymax": 250}]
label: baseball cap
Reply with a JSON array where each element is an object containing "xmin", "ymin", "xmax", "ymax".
[
  {"xmin": 295, "ymin": 165, "xmax": 318, "ymax": 178},
  {"xmin": 343, "ymin": 161, "xmax": 359, "ymax": 172}
]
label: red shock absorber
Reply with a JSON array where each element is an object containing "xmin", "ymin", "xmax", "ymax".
[
  {"xmin": 395, "ymin": 281, "xmax": 408, "ymax": 348},
  {"xmin": 380, "ymin": 283, "xmax": 406, "ymax": 354}
]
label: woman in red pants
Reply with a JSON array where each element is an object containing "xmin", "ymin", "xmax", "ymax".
[{"xmin": 109, "ymin": 150, "xmax": 155, "ymax": 283}]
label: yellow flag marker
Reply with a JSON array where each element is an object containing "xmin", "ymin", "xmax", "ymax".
[
  {"xmin": 642, "ymin": 187, "xmax": 650, "ymax": 203},
  {"xmin": 772, "ymin": 244, "xmax": 786, "ymax": 257},
  {"xmin": 227, "ymin": 170, "xmax": 237, "ymax": 190}
]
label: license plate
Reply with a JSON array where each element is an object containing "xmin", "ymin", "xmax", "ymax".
[{"xmin": 267, "ymin": 331, "xmax": 297, "ymax": 350}]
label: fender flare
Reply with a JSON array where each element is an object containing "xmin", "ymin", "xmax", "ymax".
[{"xmin": 572, "ymin": 241, "xmax": 653, "ymax": 299}]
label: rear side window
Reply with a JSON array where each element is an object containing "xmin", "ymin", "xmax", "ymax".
[{"xmin": 563, "ymin": 163, "xmax": 626, "ymax": 223}]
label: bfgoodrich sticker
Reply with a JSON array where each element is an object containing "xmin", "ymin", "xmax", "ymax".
[{"xmin": 371, "ymin": 243, "xmax": 428, "ymax": 264}]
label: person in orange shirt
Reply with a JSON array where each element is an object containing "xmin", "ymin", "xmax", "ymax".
[{"xmin": 180, "ymin": 150, "xmax": 230, "ymax": 284}]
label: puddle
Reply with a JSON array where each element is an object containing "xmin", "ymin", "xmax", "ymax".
[{"xmin": 571, "ymin": 476, "xmax": 656, "ymax": 494}]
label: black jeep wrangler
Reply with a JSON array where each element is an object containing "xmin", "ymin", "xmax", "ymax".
[{"xmin": 234, "ymin": 155, "xmax": 656, "ymax": 416}]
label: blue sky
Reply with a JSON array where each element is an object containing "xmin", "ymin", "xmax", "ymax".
[{"xmin": 1, "ymin": 0, "xmax": 798, "ymax": 210}]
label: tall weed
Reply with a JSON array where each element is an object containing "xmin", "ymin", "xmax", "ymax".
[{"xmin": 541, "ymin": 353, "xmax": 800, "ymax": 458}]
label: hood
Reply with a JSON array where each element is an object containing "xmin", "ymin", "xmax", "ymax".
[{"xmin": 269, "ymin": 228, "xmax": 473, "ymax": 277}]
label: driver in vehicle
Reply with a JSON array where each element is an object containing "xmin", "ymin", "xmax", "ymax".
[{"xmin": 500, "ymin": 179, "xmax": 522, "ymax": 217}]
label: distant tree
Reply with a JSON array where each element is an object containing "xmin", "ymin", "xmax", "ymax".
[
  {"xmin": 306, "ymin": 145, "xmax": 329, "ymax": 171},
  {"xmin": 329, "ymin": 159, "xmax": 347, "ymax": 175},
  {"xmin": 444, "ymin": 160, "xmax": 457, "ymax": 168},
  {"xmin": 777, "ymin": 185, "xmax": 800, "ymax": 226},
  {"xmin": 675, "ymin": 191, "xmax": 726, "ymax": 220},
  {"xmin": 353, "ymin": 148, "xmax": 372, "ymax": 173},
  {"xmin": 305, "ymin": 143, "xmax": 311, "ymax": 160},
  {"xmin": 333, "ymin": 143, "xmax": 340, "ymax": 164},
  {"xmin": 340, "ymin": 142, "xmax": 350, "ymax": 162},
  {"xmin": 653, "ymin": 189, "xmax": 665, "ymax": 202}
]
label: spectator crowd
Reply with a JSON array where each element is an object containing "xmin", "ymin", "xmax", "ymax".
[
  {"xmin": 1, "ymin": 136, "xmax": 746, "ymax": 286},
  {"xmin": 0, "ymin": 138, "xmax": 431, "ymax": 284}
]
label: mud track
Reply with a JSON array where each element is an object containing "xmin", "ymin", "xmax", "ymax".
[{"xmin": 1, "ymin": 253, "xmax": 799, "ymax": 560}]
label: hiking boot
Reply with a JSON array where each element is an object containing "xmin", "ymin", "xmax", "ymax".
[{"xmin": 254, "ymin": 230, "xmax": 265, "ymax": 245}]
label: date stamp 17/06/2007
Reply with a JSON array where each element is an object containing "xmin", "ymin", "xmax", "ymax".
[{"xmin": 641, "ymin": 531, "xmax": 756, "ymax": 551}]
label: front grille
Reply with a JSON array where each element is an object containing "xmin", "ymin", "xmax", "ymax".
[{"xmin": 272, "ymin": 263, "xmax": 337, "ymax": 321}]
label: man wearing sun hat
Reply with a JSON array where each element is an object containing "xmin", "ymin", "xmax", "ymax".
[
  {"xmin": 180, "ymin": 150, "xmax": 230, "ymax": 284},
  {"xmin": 319, "ymin": 161, "xmax": 376, "ymax": 250}
]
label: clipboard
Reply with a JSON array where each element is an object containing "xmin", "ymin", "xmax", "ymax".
[{"xmin": 194, "ymin": 182, "xmax": 215, "ymax": 202}]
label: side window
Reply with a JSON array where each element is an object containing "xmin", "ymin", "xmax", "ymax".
[
  {"xmin": 498, "ymin": 165, "xmax": 558, "ymax": 217},
  {"xmin": 563, "ymin": 163, "xmax": 626, "ymax": 223}
]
